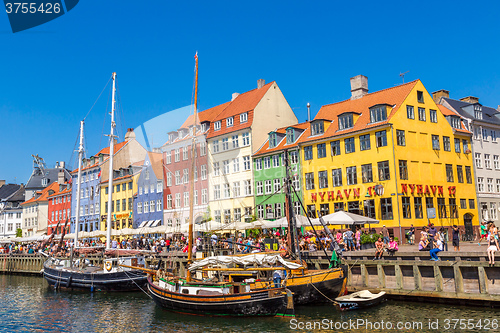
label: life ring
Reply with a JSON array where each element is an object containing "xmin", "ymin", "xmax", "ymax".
[{"xmin": 105, "ymin": 261, "xmax": 112, "ymax": 272}]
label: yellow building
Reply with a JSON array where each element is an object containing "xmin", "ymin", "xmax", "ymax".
[
  {"xmin": 299, "ymin": 76, "xmax": 478, "ymax": 241},
  {"xmin": 100, "ymin": 166, "xmax": 139, "ymax": 234}
]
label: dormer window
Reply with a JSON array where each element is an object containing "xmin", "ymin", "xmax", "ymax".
[
  {"xmin": 474, "ymin": 105, "xmax": 482, "ymax": 119},
  {"xmin": 369, "ymin": 105, "xmax": 387, "ymax": 123},
  {"xmin": 269, "ymin": 133, "xmax": 277, "ymax": 148},
  {"xmin": 201, "ymin": 123, "xmax": 207, "ymax": 132},
  {"xmin": 99, "ymin": 154, "xmax": 103, "ymax": 163},
  {"xmin": 286, "ymin": 128, "xmax": 295, "ymax": 144},
  {"xmin": 240, "ymin": 113, "xmax": 248, "ymax": 123},
  {"xmin": 417, "ymin": 91, "xmax": 424, "ymax": 103},
  {"xmin": 450, "ymin": 116, "xmax": 461, "ymax": 129},
  {"xmin": 41, "ymin": 178, "xmax": 48, "ymax": 186},
  {"xmin": 311, "ymin": 121, "xmax": 324, "ymax": 136},
  {"xmin": 214, "ymin": 121, "xmax": 221, "ymax": 131},
  {"xmin": 338, "ymin": 114, "xmax": 353, "ymax": 130},
  {"xmin": 120, "ymin": 169, "xmax": 124, "ymax": 177},
  {"xmin": 226, "ymin": 117, "xmax": 234, "ymax": 127}
]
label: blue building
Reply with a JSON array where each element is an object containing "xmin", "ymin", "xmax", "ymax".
[{"xmin": 133, "ymin": 152, "xmax": 164, "ymax": 229}]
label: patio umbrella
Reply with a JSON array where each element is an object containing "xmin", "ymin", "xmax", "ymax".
[{"xmin": 314, "ymin": 211, "xmax": 379, "ymax": 225}]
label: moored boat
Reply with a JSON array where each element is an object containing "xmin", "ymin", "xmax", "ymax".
[{"xmin": 335, "ymin": 290, "xmax": 386, "ymax": 311}]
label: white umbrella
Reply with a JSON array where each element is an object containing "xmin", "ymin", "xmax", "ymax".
[{"xmin": 314, "ymin": 211, "xmax": 379, "ymax": 225}]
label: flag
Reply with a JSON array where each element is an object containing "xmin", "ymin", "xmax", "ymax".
[{"xmin": 98, "ymin": 170, "xmax": 102, "ymax": 178}]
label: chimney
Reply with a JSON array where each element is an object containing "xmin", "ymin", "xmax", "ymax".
[
  {"xmin": 350, "ymin": 75, "xmax": 368, "ymax": 100},
  {"xmin": 55, "ymin": 161, "xmax": 59, "ymax": 168},
  {"xmin": 498, "ymin": 105, "xmax": 500, "ymax": 112},
  {"xmin": 59, "ymin": 161, "xmax": 65, "ymax": 168},
  {"xmin": 58, "ymin": 170, "xmax": 64, "ymax": 185},
  {"xmin": 460, "ymin": 96, "xmax": 479, "ymax": 104},
  {"xmin": 0, "ymin": 180, "xmax": 5, "ymax": 187},
  {"xmin": 232, "ymin": 93, "xmax": 240, "ymax": 101},
  {"xmin": 257, "ymin": 79, "xmax": 265, "ymax": 89},
  {"xmin": 124, "ymin": 128, "xmax": 136, "ymax": 141},
  {"xmin": 432, "ymin": 89, "xmax": 450, "ymax": 103}
]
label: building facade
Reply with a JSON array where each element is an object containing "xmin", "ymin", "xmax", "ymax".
[
  {"xmin": 0, "ymin": 184, "xmax": 25, "ymax": 238},
  {"xmin": 20, "ymin": 182, "xmax": 59, "ymax": 237},
  {"xmin": 47, "ymin": 184, "xmax": 72, "ymax": 235},
  {"xmin": 299, "ymin": 76, "xmax": 478, "ymax": 241},
  {"xmin": 25, "ymin": 160, "xmax": 71, "ymax": 201},
  {"xmin": 436, "ymin": 92, "xmax": 500, "ymax": 224}
]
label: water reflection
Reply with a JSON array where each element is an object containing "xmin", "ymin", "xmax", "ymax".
[{"xmin": 1, "ymin": 275, "xmax": 497, "ymax": 332}]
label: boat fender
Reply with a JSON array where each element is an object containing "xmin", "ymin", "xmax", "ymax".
[
  {"xmin": 66, "ymin": 275, "xmax": 73, "ymax": 288},
  {"xmin": 105, "ymin": 261, "xmax": 112, "ymax": 272}
]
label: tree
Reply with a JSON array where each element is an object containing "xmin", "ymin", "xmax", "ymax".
[{"xmin": 16, "ymin": 228, "xmax": 22, "ymax": 237}]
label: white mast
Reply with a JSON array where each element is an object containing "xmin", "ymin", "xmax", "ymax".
[
  {"xmin": 106, "ymin": 72, "xmax": 117, "ymax": 249},
  {"xmin": 74, "ymin": 120, "xmax": 84, "ymax": 246}
]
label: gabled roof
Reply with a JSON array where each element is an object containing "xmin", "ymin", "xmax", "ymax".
[
  {"xmin": 299, "ymin": 80, "xmax": 419, "ymax": 144},
  {"xmin": 26, "ymin": 168, "xmax": 72, "ymax": 190},
  {"xmin": 21, "ymin": 182, "xmax": 59, "ymax": 205},
  {"xmin": 437, "ymin": 105, "xmax": 472, "ymax": 134},
  {"xmin": 180, "ymin": 102, "xmax": 230, "ymax": 129},
  {"xmin": 207, "ymin": 82, "xmax": 274, "ymax": 139},
  {"xmin": 442, "ymin": 97, "xmax": 500, "ymax": 126},
  {"xmin": 47, "ymin": 185, "xmax": 72, "ymax": 198},
  {"xmin": 94, "ymin": 141, "xmax": 128, "ymax": 157},
  {"xmin": 253, "ymin": 122, "xmax": 309, "ymax": 157},
  {"xmin": 147, "ymin": 152, "xmax": 163, "ymax": 180},
  {"xmin": 0, "ymin": 184, "xmax": 22, "ymax": 201}
]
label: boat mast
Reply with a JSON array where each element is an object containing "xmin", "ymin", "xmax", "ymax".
[
  {"xmin": 106, "ymin": 72, "xmax": 117, "ymax": 249},
  {"xmin": 186, "ymin": 53, "xmax": 198, "ymax": 282},
  {"xmin": 284, "ymin": 150, "xmax": 301, "ymax": 261},
  {"xmin": 74, "ymin": 120, "xmax": 85, "ymax": 246}
]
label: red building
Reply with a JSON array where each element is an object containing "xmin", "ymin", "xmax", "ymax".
[{"xmin": 47, "ymin": 184, "xmax": 72, "ymax": 235}]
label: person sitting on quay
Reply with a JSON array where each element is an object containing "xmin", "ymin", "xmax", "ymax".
[
  {"xmin": 419, "ymin": 235, "xmax": 430, "ymax": 251},
  {"xmin": 373, "ymin": 237, "xmax": 384, "ymax": 260},
  {"xmin": 429, "ymin": 234, "xmax": 443, "ymax": 261},
  {"xmin": 487, "ymin": 224, "xmax": 499, "ymax": 266},
  {"xmin": 452, "ymin": 225, "xmax": 460, "ymax": 251},
  {"xmin": 479, "ymin": 221, "xmax": 488, "ymax": 246},
  {"xmin": 387, "ymin": 237, "xmax": 398, "ymax": 256}
]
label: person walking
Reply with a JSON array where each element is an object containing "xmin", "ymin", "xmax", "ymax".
[
  {"xmin": 438, "ymin": 227, "xmax": 448, "ymax": 251},
  {"xmin": 345, "ymin": 228, "xmax": 354, "ymax": 251},
  {"xmin": 428, "ymin": 224, "xmax": 437, "ymax": 250},
  {"xmin": 479, "ymin": 221, "xmax": 488, "ymax": 246},
  {"xmin": 381, "ymin": 226, "xmax": 389, "ymax": 245},
  {"xmin": 355, "ymin": 227, "xmax": 361, "ymax": 251},
  {"xmin": 409, "ymin": 224, "xmax": 415, "ymax": 245},
  {"xmin": 452, "ymin": 225, "xmax": 460, "ymax": 251}
]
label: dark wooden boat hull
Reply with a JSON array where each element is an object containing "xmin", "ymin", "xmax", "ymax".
[
  {"xmin": 43, "ymin": 262, "xmax": 147, "ymax": 292},
  {"xmin": 148, "ymin": 277, "xmax": 292, "ymax": 317}
]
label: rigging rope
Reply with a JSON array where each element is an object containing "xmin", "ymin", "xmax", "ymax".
[{"xmin": 83, "ymin": 76, "xmax": 112, "ymax": 121}]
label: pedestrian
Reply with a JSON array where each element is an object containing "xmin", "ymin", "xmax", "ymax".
[
  {"xmin": 428, "ymin": 223, "xmax": 437, "ymax": 250},
  {"xmin": 409, "ymin": 224, "xmax": 415, "ymax": 245},
  {"xmin": 438, "ymin": 227, "xmax": 448, "ymax": 251},
  {"xmin": 373, "ymin": 238, "xmax": 384, "ymax": 260},
  {"xmin": 452, "ymin": 225, "xmax": 460, "ymax": 251},
  {"xmin": 381, "ymin": 225, "xmax": 389, "ymax": 245},
  {"xmin": 345, "ymin": 228, "xmax": 354, "ymax": 251},
  {"xmin": 429, "ymin": 234, "xmax": 443, "ymax": 261},
  {"xmin": 479, "ymin": 221, "xmax": 488, "ymax": 246},
  {"xmin": 355, "ymin": 227, "xmax": 361, "ymax": 251}
]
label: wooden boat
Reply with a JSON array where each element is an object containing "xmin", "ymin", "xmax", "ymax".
[{"xmin": 335, "ymin": 290, "xmax": 386, "ymax": 311}]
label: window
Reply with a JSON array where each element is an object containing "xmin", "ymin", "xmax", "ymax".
[
  {"xmin": 359, "ymin": 134, "xmax": 371, "ymax": 151},
  {"xmin": 437, "ymin": 198, "xmax": 447, "ymax": 218},
  {"xmin": 465, "ymin": 166, "xmax": 472, "ymax": 183},
  {"xmin": 292, "ymin": 175, "xmax": 300, "ymax": 190},
  {"xmin": 165, "ymin": 151, "xmax": 171, "ymax": 164},
  {"xmin": 137, "ymin": 202, "xmax": 143, "ymax": 214},
  {"xmin": 293, "ymin": 202, "xmax": 301, "ymax": 215},
  {"xmin": 417, "ymin": 90, "xmax": 424, "ymax": 103},
  {"xmin": 463, "ymin": 139, "xmax": 469, "ymax": 153},
  {"xmin": 212, "ymin": 140, "xmax": 219, "ymax": 153},
  {"xmin": 242, "ymin": 132, "xmax": 250, "ymax": 146},
  {"xmin": 116, "ymin": 200, "xmax": 120, "ymax": 212},
  {"xmin": 378, "ymin": 161, "xmax": 390, "ymax": 181},
  {"xmin": 318, "ymin": 171, "xmax": 328, "ymax": 188},
  {"xmin": 361, "ymin": 164, "xmax": 373, "ymax": 183},
  {"xmin": 485, "ymin": 154, "xmax": 491, "ymax": 169},
  {"xmin": 460, "ymin": 199, "xmax": 467, "ymax": 209},
  {"xmin": 498, "ymin": 179, "xmax": 500, "ymax": 193},
  {"xmin": 234, "ymin": 208, "xmax": 241, "ymax": 222},
  {"xmin": 414, "ymin": 197, "xmax": 423, "ymax": 219},
  {"xmin": 194, "ymin": 166, "xmax": 198, "ymax": 181},
  {"xmin": 214, "ymin": 210, "xmax": 221, "ymax": 222},
  {"xmin": 345, "ymin": 137, "xmax": 355, "ymax": 154},
  {"xmin": 475, "ymin": 153, "xmax": 482, "ymax": 168},
  {"xmin": 214, "ymin": 185, "xmax": 221, "ymax": 200},
  {"xmin": 399, "ymin": 160, "xmax": 408, "ymax": 180},
  {"xmin": 457, "ymin": 165, "xmax": 463, "ymax": 183},
  {"xmin": 319, "ymin": 203, "xmax": 330, "ymax": 217},
  {"xmin": 304, "ymin": 146, "xmax": 313, "ymax": 160},
  {"xmin": 214, "ymin": 121, "xmax": 221, "ymax": 130},
  {"xmin": 449, "ymin": 198, "xmax": 458, "ymax": 218},
  {"xmin": 255, "ymin": 159, "xmax": 262, "ymax": 170},
  {"xmin": 369, "ymin": 105, "xmax": 387, "ymax": 123},
  {"xmin": 175, "ymin": 148, "xmax": 180, "ymax": 162},
  {"xmin": 487, "ymin": 178, "xmax": 494, "ymax": 192},
  {"xmin": 317, "ymin": 143, "xmax": 327, "ymax": 158},
  {"xmin": 418, "ymin": 107, "xmax": 426, "ymax": 121},
  {"xmin": 232, "ymin": 135, "xmax": 239, "ymax": 149},
  {"xmin": 381, "ymin": 198, "xmax": 393, "ymax": 220},
  {"xmin": 305, "ymin": 173, "xmax": 315, "ymax": 190},
  {"xmin": 494, "ymin": 155, "xmax": 499, "ymax": 170},
  {"xmin": 257, "ymin": 205, "xmax": 264, "ymax": 219},
  {"xmin": 339, "ymin": 114, "xmax": 353, "ymax": 130},
  {"xmin": 432, "ymin": 135, "xmax": 440, "ymax": 150},
  {"xmin": 244, "ymin": 180, "xmax": 252, "ymax": 196},
  {"xmin": 233, "ymin": 182, "xmax": 241, "ymax": 197},
  {"xmin": 490, "ymin": 203, "xmax": 498, "ymax": 220},
  {"xmin": 446, "ymin": 164, "xmax": 454, "ymax": 182},
  {"xmin": 202, "ymin": 189, "xmax": 208, "ymax": 204},
  {"xmin": 454, "ymin": 138, "xmax": 461, "ymax": 153},
  {"xmin": 483, "ymin": 128, "xmax": 488, "ymax": 141},
  {"xmin": 375, "ymin": 130, "xmax": 387, "ymax": 147},
  {"xmin": 443, "ymin": 136, "xmax": 451, "ymax": 151},
  {"xmin": 429, "ymin": 109, "xmax": 437, "ymax": 123},
  {"xmin": 222, "ymin": 137, "xmax": 229, "ymax": 150},
  {"xmin": 468, "ymin": 199, "xmax": 475, "ymax": 209},
  {"xmin": 150, "ymin": 183, "xmax": 155, "ymax": 193},
  {"xmin": 232, "ymin": 158, "xmax": 239, "ymax": 173},
  {"xmin": 226, "ymin": 117, "xmax": 234, "ymax": 127},
  {"xmin": 477, "ymin": 177, "xmax": 484, "ymax": 192},
  {"xmin": 201, "ymin": 165, "xmax": 207, "ymax": 180},
  {"xmin": 307, "ymin": 205, "xmax": 316, "ymax": 218},
  {"xmin": 223, "ymin": 160, "xmax": 230, "ymax": 175},
  {"xmin": 274, "ymin": 178, "xmax": 281, "ymax": 193},
  {"xmin": 331, "ymin": 140, "xmax": 341, "ymax": 156},
  {"xmin": 286, "ymin": 128, "xmax": 295, "ymax": 144},
  {"xmin": 213, "ymin": 162, "xmax": 220, "ymax": 176},
  {"xmin": 200, "ymin": 142, "xmax": 207, "ymax": 156},
  {"xmin": 183, "ymin": 168, "xmax": 189, "ymax": 183},
  {"xmin": 396, "ymin": 130, "xmax": 405, "ymax": 146},
  {"xmin": 346, "ymin": 166, "xmax": 357, "ymax": 185},
  {"xmin": 332, "ymin": 169, "xmax": 342, "ymax": 187},
  {"xmin": 407, "ymin": 105, "xmax": 414, "ymax": 119},
  {"xmin": 311, "ymin": 121, "xmax": 324, "ymax": 135},
  {"xmin": 402, "ymin": 197, "xmax": 411, "ymax": 219},
  {"xmin": 450, "ymin": 116, "xmax": 460, "ymax": 129},
  {"xmin": 290, "ymin": 151, "xmax": 298, "ymax": 164},
  {"xmin": 240, "ymin": 112, "xmax": 248, "ymax": 123},
  {"xmin": 426, "ymin": 197, "xmax": 434, "ymax": 209},
  {"xmin": 272, "ymin": 155, "xmax": 280, "ymax": 167},
  {"xmin": 128, "ymin": 181, "xmax": 132, "ymax": 190},
  {"xmin": 263, "ymin": 156, "xmax": 271, "ymax": 169},
  {"xmin": 150, "ymin": 200, "xmax": 155, "ymax": 213},
  {"xmin": 242, "ymin": 156, "xmax": 250, "ymax": 171},
  {"xmin": 265, "ymin": 180, "xmax": 272, "ymax": 194},
  {"xmin": 492, "ymin": 130, "xmax": 498, "ymax": 142}
]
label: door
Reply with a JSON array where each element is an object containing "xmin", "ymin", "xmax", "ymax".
[{"xmin": 463, "ymin": 213, "xmax": 473, "ymax": 241}]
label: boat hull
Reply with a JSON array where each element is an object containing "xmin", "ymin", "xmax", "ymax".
[
  {"xmin": 148, "ymin": 277, "xmax": 292, "ymax": 317},
  {"xmin": 43, "ymin": 262, "xmax": 147, "ymax": 292},
  {"xmin": 335, "ymin": 292, "xmax": 386, "ymax": 311}
]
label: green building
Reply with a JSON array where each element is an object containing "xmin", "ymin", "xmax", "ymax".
[{"xmin": 252, "ymin": 124, "xmax": 308, "ymax": 220}]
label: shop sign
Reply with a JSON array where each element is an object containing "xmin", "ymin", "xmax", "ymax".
[{"xmin": 401, "ymin": 184, "xmax": 456, "ymax": 196}]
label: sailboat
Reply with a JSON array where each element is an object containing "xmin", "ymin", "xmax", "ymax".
[
  {"xmin": 42, "ymin": 73, "xmax": 149, "ymax": 291},
  {"xmin": 146, "ymin": 54, "xmax": 294, "ymax": 316}
]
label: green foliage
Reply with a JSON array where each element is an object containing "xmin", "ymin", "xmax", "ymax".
[
  {"xmin": 361, "ymin": 233, "xmax": 382, "ymax": 244},
  {"xmin": 16, "ymin": 228, "xmax": 22, "ymax": 237}
]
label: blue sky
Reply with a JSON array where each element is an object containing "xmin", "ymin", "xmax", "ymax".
[{"xmin": 1, "ymin": 1, "xmax": 499, "ymax": 184}]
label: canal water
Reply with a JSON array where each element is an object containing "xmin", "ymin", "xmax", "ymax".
[{"xmin": 1, "ymin": 275, "xmax": 497, "ymax": 332}]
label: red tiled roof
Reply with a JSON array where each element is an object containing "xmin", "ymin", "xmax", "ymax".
[
  {"xmin": 437, "ymin": 105, "xmax": 472, "ymax": 134},
  {"xmin": 21, "ymin": 182, "xmax": 59, "ymax": 205},
  {"xmin": 95, "ymin": 141, "xmax": 128, "ymax": 157},
  {"xmin": 207, "ymin": 82, "xmax": 274, "ymax": 139},
  {"xmin": 181, "ymin": 102, "xmax": 230, "ymax": 129},
  {"xmin": 47, "ymin": 186, "xmax": 71, "ymax": 198},
  {"xmin": 148, "ymin": 152, "xmax": 163, "ymax": 180},
  {"xmin": 253, "ymin": 122, "xmax": 309, "ymax": 156},
  {"xmin": 299, "ymin": 80, "xmax": 419, "ymax": 144}
]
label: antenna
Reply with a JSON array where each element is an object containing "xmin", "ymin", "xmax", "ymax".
[
  {"xmin": 399, "ymin": 71, "xmax": 409, "ymax": 83},
  {"xmin": 307, "ymin": 103, "xmax": 311, "ymax": 121}
]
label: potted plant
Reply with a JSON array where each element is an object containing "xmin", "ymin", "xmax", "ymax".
[{"xmin": 360, "ymin": 233, "xmax": 376, "ymax": 249}]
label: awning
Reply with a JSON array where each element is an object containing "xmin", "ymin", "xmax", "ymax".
[
  {"xmin": 152, "ymin": 220, "xmax": 161, "ymax": 227},
  {"xmin": 146, "ymin": 220, "xmax": 155, "ymax": 227},
  {"xmin": 138, "ymin": 221, "xmax": 148, "ymax": 228}
]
